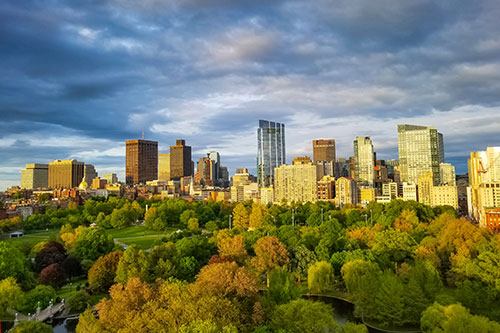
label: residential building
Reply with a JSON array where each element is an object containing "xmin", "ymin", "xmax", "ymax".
[
  {"xmin": 417, "ymin": 172, "xmax": 434, "ymax": 206},
  {"xmin": 353, "ymin": 136, "xmax": 375, "ymax": 188},
  {"xmin": 274, "ymin": 163, "xmax": 317, "ymax": 203},
  {"xmin": 335, "ymin": 177, "xmax": 358, "ymax": 207},
  {"xmin": 21, "ymin": 164, "xmax": 48, "ymax": 189},
  {"xmin": 485, "ymin": 209, "xmax": 500, "ymax": 233},
  {"xmin": 402, "ymin": 183, "xmax": 418, "ymax": 201},
  {"xmin": 359, "ymin": 188, "xmax": 376, "ymax": 204},
  {"xmin": 317, "ymin": 175, "xmax": 335, "ymax": 201},
  {"xmin": 260, "ymin": 186, "xmax": 275, "ymax": 205},
  {"xmin": 48, "ymin": 160, "xmax": 85, "ymax": 189},
  {"xmin": 232, "ymin": 168, "xmax": 252, "ymax": 187},
  {"xmin": 170, "ymin": 140, "xmax": 192, "ymax": 180},
  {"xmin": 440, "ymin": 163, "xmax": 456, "ymax": 186},
  {"xmin": 158, "ymin": 153, "xmax": 171, "ymax": 181},
  {"xmin": 126, "ymin": 139, "xmax": 158, "ymax": 185},
  {"xmin": 398, "ymin": 124, "xmax": 443, "ymax": 185},
  {"xmin": 382, "ymin": 182, "xmax": 399, "ymax": 200},
  {"xmin": 293, "ymin": 156, "xmax": 312, "ymax": 165},
  {"xmin": 257, "ymin": 120, "xmax": 286, "ymax": 187},
  {"xmin": 431, "ymin": 185, "xmax": 458, "ymax": 209}
]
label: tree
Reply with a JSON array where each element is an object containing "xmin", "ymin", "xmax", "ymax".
[
  {"xmin": 271, "ymin": 299, "xmax": 338, "ymax": 333},
  {"xmin": 249, "ymin": 203, "xmax": 268, "ymax": 230},
  {"xmin": 110, "ymin": 204, "xmax": 137, "ymax": 229},
  {"xmin": 232, "ymin": 203, "xmax": 249, "ymax": 229},
  {"xmin": 38, "ymin": 263, "xmax": 66, "ymax": 288},
  {"xmin": 421, "ymin": 303, "xmax": 500, "ymax": 332},
  {"xmin": 0, "ymin": 242, "xmax": 26, "ymax": 281},
  {"xmin": 88, "ymin": 250, "xmax": 123, "ymax": 292},
  {"xmin": 373, "ymin": 270, "xmax": 406, "ymax": 326},
  {"xmin": 187, "ymin": 217, "xmax": 199, "ymax": 231},
  {"xmin": 62, "ymin": 256, "xmax": 82, "ymax": 279},
  {"xmin": 76, "ymin": 309, "xmax": 104, "ymax": 333},
  {"xmin": 194, "ymin": 261, "xmax": 259, "ymax": 297},
  {"xmin": 68, "ymin": 290, "xmax": 92, "ymax": 313},
  {"xmin": 34, "ymin": 241, "xmax": 67, "ymax": 272},
  {"xmin": 180, "ymin": 209, "xmax": 197, "ymax": 226},
  {"xmin": 0, "ymin": 277, "xmax": 23, "ymax": 318},
  {"xmin": 59, "ymin": 225, "xmax": 85, "ymax": 252},
  {"xmin": 74, "ymin": 227, "xmax": 114, "ymax": 261},
  {"xmin": 20, "ymin": 285, "xmax": 56, "ymax": 314},
  {"xmin": 291, "ymin": 245, "xmax": 317, "ymax": 282},
  {"xmin": 252, "ymin": 236, "xmax": 290, "ymax": 287},
  {"xmin": 343, "ymin": 322, "xmax": 368, "ymax": 333},
  {"xmin": 114, "ymin": 246, "xmax": 149, "ymax": 283},
  {"xmin": 308, "ymin": 261, "xmax": 333, "ymax": 294},
  {"xmin": 265, "ymin": 268, "xmax": 301, "ymax": 306},
  {"xmin": 10, "ymin": 320, "xmax": 53, "ymax": 333},
  {"xmin": 218, "ymin": 235, "xmax": 247, "ymax": 263}
]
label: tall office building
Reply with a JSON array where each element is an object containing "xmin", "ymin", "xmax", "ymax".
[
  {"xmin": 126, "ymin": 139, "xmax": 158, "ymax": 185},
  {"xmin": 398, "ymin": 124, "xmax": 444, "ymax": 185},
  {"xmin": 102, "ymin": 173, "xmax": 118, "ymax": 184},
  {"xmin": 170, "ymin": 140, "xmax": 192, "ymax": 180},
  {"xmin": 82, "ymin": 164, "xmax": 98, "ymax": 184},
  {"xmin": 21, "ymin": 164, "xmax": 48, "ymax": 189},
  {"xmin": 196, "ymin": 156, "xmax": 216, "ymax": 186},
  {"xmin": 440, "ymin": 163, "xmax": 456, "ymax": 186},
  {"xmin": 353, "ymin": 136, "xmax": 375, "ymax": 188},
  {"xmin": 313, "ymin": 139, "xmax": 336, "ymax": 163},
  {"xmin": 158, "ymin": 153, "xmax": 171, "ymax": 181},
  {"xmin": 208, "ymin": 151, "xmax": 221, "ymax": 180},
  {"xmin": 257, "ymin": 120, "xmax": 286, "ymax": 187},
  {"xmin": 48, "ymin": 160, "xmax": 85, "ymax": 188}
]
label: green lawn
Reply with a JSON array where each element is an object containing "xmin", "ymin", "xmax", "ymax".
[
  {"xmin": 1, "ymin": 229, "xmax": 59, "ymax": 253},
  {"xmin": 110, "ymin": 225, "xmax": 177, "ymax": 250}
]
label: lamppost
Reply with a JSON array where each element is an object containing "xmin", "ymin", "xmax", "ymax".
[
  {"xmin": 292, "ymin": 209, "xmax": 295, "ymax": 227},
  {"xmin": 229, "ymin": 214, "xmax": 232, "ymax": 229}
]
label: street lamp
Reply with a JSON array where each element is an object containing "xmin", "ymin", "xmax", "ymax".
[{"xmin": 229, "ymin": 214, "xmax": 232, "ymax": 229}]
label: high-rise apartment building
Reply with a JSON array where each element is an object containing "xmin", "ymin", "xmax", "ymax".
[
  {"xmin": 274, "ymin": 163, "xmax": 317, "ymax": 203},
  {"xmin": 353, "ymin": 136, "xmax": 375, "ymax": 188},
  {"xmin": 335, "ymin": 177, "xmax": 358, "ymax": 207},
  {"xmin": 417, "ymin": 172, "xmax": 434, "ymax": 206},
  {"xmin": 317, "ymin": 175, "xmax": 335, "ymax": 201},
  {"xmin": 313, "ymin": 139, "xmax": 336, "ymax": 164},
  {"xmin": 126, "ymin": 139, "xmax": 158, "ymax": 185},
  {"xmin": 257, "ymin": 120, "xmax": 286, "ymax": 187},
  {"xmin": 21, "ymin": 164, "xmax": 48, "ymax": 189},
  {"xmin": 48, "ymin": 160, "xmax": 85, "ymax": 189},
  {"xmin": 440, "ymin": 163, "xmax": 456, "ymax": 186},
  {"xmin": 158, "ymin": 153, "xmax": 171, "ymax": 181},
  {"xmin": 170, "ymin": 140, "xmax": 192, "ymax": 180},
  {"xmin": 398, "ymin": 124, "xmax": 443, "ymax": 185}
]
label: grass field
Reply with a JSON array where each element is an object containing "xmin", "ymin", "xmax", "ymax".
[
  {"xmin": 109, "ymin": 225, "xmax": 177, "ymax": 250},
  {"xmin": 1, "ymin": 229, "xmax": 59, "ymax": 253}
]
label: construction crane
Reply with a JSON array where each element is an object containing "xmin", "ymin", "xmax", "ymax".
[{"xmin": 478, "ymin": 155, "xmax": 500, "ymax": 174}]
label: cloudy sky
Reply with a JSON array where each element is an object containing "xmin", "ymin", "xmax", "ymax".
[{"xmin": 1, "ymin": 0, "xmax": 500, "ymax": 190}]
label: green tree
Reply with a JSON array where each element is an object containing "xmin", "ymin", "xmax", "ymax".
[
  {"xmin": 67, "ymin": 290, "xmax": 92, "ymax": 313},
  {"xmin": 110, "ymin": 204, "xmax": 137, "ymax": 229},
  {"xmin": 10, "ymin": 320, "xmax": 53, "ymax": 333},
  {"xmin": 115, "ymin": 246, "xmax": 149, "ymax": 283},
  {"xmin": 76, "ymin": 309, "xmax": 104, "ymax": 333},
  {"xmin": 88, "ymin": 250, "xmax": 123, "ymax": 292},
  {"xmin": 20, "ymin": 285, "xmax": 56, "ymax": 314},
  {"xmin": 188, "ymin": 217, "xmax": 200, "ymax": 231},
  {"xmin": 342, "ymin": 322, "xmax": 368, "ymax": 333},
  {"xmin": 74, "ymin": 228, "xmax": 114, "ymax": 261},
  {"xmin": 0, "ymin": 242, "xmax": 27, "ymax": 281},
  {"xmin": 265, "ymin": 268, "xmax": 301, "ymax": 306},
  {"xmin": 252, "ymin": 236, "xmax": 290, "ymax": 287},
  {"xmin": 0, "ymin": 277, "xmax": 24, "ymax": 317},
  {"xmin": 180, "ymin": 210, "xmax": 197, "ymax": 226},
  {"xmin": 421, "ymin": 303, "xmax": 500, "ymax": 332},
  {"xmin": 291, "ymin": 245, "xmax": 317, "ymax": 282},
  {"xmin": 271, "ymin": 299, "xmax": 338, "ymax": 333},
  {"xmin": 373, "ymin": 270, "xmax": 406, "ymax": 326},
  {"xmin": 308, "ymin": 261, "xmax": 333, "ymax": 294}
]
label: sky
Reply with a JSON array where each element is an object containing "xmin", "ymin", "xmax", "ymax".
[{"xmin": 1, "ymin": 0, "xmax": 500, "ymax": 190}]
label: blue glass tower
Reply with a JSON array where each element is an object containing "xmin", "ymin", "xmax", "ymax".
[{"xmin": 257, "ymin": 120, "xmax": 286, "ymax": 187}]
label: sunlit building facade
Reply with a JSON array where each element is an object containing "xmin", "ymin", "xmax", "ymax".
[
  {"xmin": 257, "ymin": 120, "xmax": 286, "ymax": 187},
  {"xmin": 353, "ymin": 136, "xmax": 375, "ymax": 188}
]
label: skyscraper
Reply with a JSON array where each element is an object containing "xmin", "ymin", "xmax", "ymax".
[
  {"xmin": 48, "ymin": 159, "xmax": 85, "ymax": 188},
  {"xmin": 208, "ymin": 151, "xmax": 221, "ymax": 180},
  {"xmin": 126, "ymin": 139, "xmax": 158, "ymax": 185},
  {"xmin": 158, "ymin": 153, "xmax": 171, "ymax": 181},
  {"xmin": 257, "ymin": 120, "xmax": 286, "ymax": 187},
  {"xmin": 21, "ymin": 164, "xmax": 48, "ymax": 189},
  {"xmin": 398, "ymin": 124, "xmax": 443, "ymax": 185},
  {"xmin": 170, "ymin": 139, "xmax": 192, "ymax": 180},
  {"xmin": 313, "ymin": 139, "xmax": 336, "ymax": 163},
  {"xmin": 353, "ymin": 136, "xmax": 375, "ymax": 188},
  {"xmin": 82, "ymin": 164, "xmax": 98, "ymax": 184}
]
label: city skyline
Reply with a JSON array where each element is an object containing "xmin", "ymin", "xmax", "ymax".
[{"xmin": 1, "ymin": 0, "xmax": 500, "ymax": 189}]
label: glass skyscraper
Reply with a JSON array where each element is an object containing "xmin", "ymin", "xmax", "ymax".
[{"xmin": 257, "ymin": 120, "xmax": 286, "ymax": 187}]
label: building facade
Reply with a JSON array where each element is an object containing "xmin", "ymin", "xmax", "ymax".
[
  {"xmin": 274, "ymin": 163, "xmax": 317, "ymax": 203},
  {"xmin": 102, "ymin": 173, "xmax": 118, "ymax": 184},
  {"xmin": 83, "ymin": 164, "xmax": 98, "ymax": 184},
  {"xmin": 335, "ymin": 177, "xmax": 358, "ymax": 207},
  {"xmin": 48, "ymin": 160, "xmax": 85, "ymax": 189},
  {"xmin": 21, "ymin": 163, "xmax": 48, "ymax": 189},
  {"xmin": 353, "ymin": 136, "xmax": 375, "ymax": 188},
  {"xmin": 158, "ymin": 153, "xmax": 171, "ymax": 181},
  {"xmin": 313, "ymin": 139, "xmax": 336, "ymax": 164},
  {"xmin": 317, "ymin": 175, "xmax": 335, "ymax": 201},
  {"xmin": 170, "ymin": 139, "xmax": 192, "ymax": 180},
  {"xmin": 126, "ymin": 139, "xmax": 158, "ymax": 185},
  {"xmin": 440, "ymin": 163, "xmax": 456, "ymax": 186},
  {"xmin": 257, "ymin": 120, "xmax": 286, "ymax": 187},
  {"xmin": 398, "ymin": 124, "xmax": 443, "ymax": 185}
]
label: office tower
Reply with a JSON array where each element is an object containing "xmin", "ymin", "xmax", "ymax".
[
  {"xmin": 21, "ymin": 164, "xmax": 48, "ymax": 189},
  {"xmin": 316, "ymin": 161, "xmax": 335, "ymax": 180},
  {"xmin": 208, "ymin": 151, "xmax": 221, "ymax": 180},
  {"xmin": 91, "ymin": 177, "xmax": 107, "ymax": 190},
  {"xmin": 220, "ymin": 166, "xmax": 229, "ymax": 186},
  {"xmin": 440, "ymin": 163, "xmax": 456, "ymax": 186},
  {"xmin": 48, "ymin": 160, "xmax": 85, "ymax": 188},
  {"xmin": 317, "ymin": 175, "xmax": 335, "ymax": 201},
  {"xmin": 257, "ymin": 120, "xmax": 286, "ymax": 187},
  {"xmin": 102, "ymin": 173, "xmax": 118, "ymax": 184},
  {"xmin": 335, "ymin": 158, "xmax": 350, "ymax": 178},
  {"xmin": 386, "ymin": 159, "xmax": 399, "ymax": 182},
  {"xmin": 335, "ymin": 177, "xmax": 358, "ymax": 207},
  {"xmin": 353, "ymin": 136, "xmax": 375, "ymax": 188},
  {"xmin": 170, "ymin": 139, "xmax": 192, "ymax": 180},
  {"xmin": 313, "ymin": 139, "xmax": 336, "ymax": 163},
  {"xmin": 348, "ymin": 157, "xmax": 356, "ymax": 179},
  {"xmin": 293, "ymin": 156, "xmax": 312, "ymax": 165},
  {"xmin": 232, "ymin": 168, "xmax": 252, "ymax": 187},
  {"xmin": 398, "ymin": 124, "xmax": 443, "ymax": 185},
  {"xmin": 126, "ymin": 139, "xmax": 158, "ymax": 185},
  {"xmin": 158, "ymin": 153, "xmax": 171, "ymax": 181},
  {"xmin": 196, "ymin": 157, "xmax": 215, "ymax": 186},
  {"xmin": 83, "ymin": 164, "xmax": 98, "ymax": 184},
  {"xmin": 230, "ymin": 169, "xmax": 257, "ymax": 202},
  {"xmin": 274, "ymin": 163, "xmax": 317, "ymax": 203}
]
